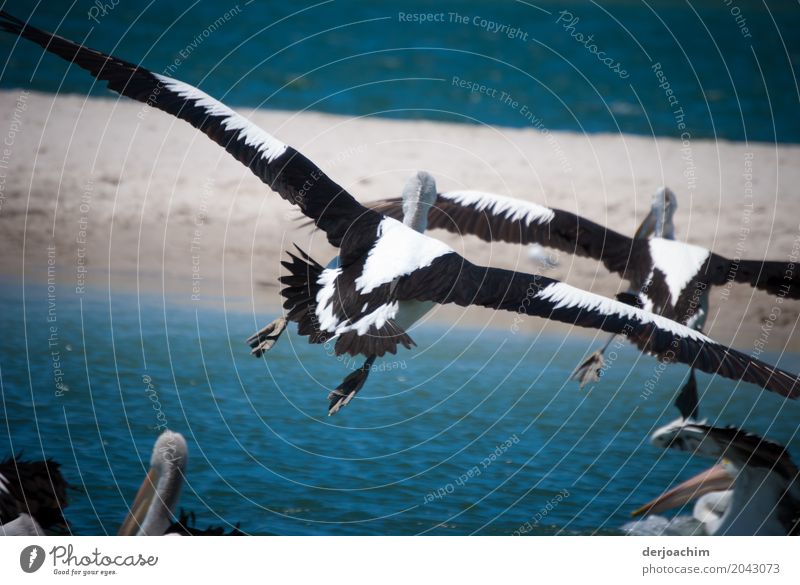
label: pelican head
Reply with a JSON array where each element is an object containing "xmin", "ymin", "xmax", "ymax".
[
  {"xmin": 632, "ymin": 421, "xmax": 800, "ymax": 534},
  {"xmin": 649, "ymin": 419, "xmax": 719, "ymax": 456},
  {"xmin": 118, "ymin": 430, "xmax": 188, "ymax": 536},
  {"xmin": 649, "ymin": 421, "xmax": 795, "ymax": 478},
  {"xmin": 401, "ymin": 170, "xmax": 437, "ymax": 233},
  {"xmin": 635, "ymin": 186, "xmax": 677, "ymax": 240}
]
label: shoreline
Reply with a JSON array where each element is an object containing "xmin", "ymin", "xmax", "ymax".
[{"xmin": 1, "ymin": 90, "xmax": 799, "ymax": 351}]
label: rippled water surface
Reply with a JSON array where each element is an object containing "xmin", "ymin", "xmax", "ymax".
[{"xmin": 1, "ymin": 282, "xmax": 797, "ymax": 535}]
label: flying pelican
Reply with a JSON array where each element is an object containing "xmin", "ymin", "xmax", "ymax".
[
  {"xmin": 0, "ymin": 456, "xmax": 70, "ymax": 536},
  {"xmin": 247, "ymin": 171, "xmax": 438, "ymax": 415},
  {"xmin": 570, "ymin": 187, "xmax": 681, "ymax": 388},
  {"xmin": 118, "ymin": 430, "xmax": 242, "ymax": 536},
  {"xmin": 630, "ymin": 421, "xmax": 800, "ymax": 535},
  {"xmin": 4, "ymin": 13, "xmax": 800, "ymax": 405},
  {"xmin": 301, "ymin": 184, "xmax": 672, "ymax": 412}
]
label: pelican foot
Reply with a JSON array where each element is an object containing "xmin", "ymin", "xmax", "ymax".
[
  {"xmin": 569, "ymin": 349, "xmax": 606, "ymax": 389},
  {"xmin": 327, "ymin": 365, "xmax": 372, "ymax": 416},
  {"xmin": 246, "ymin": 317, "xmax": 287, "ymax": 357}
]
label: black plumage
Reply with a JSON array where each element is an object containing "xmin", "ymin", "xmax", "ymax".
[{"xmin": 0, "ymin": 456, "xmax": 70, "ymax": 531}]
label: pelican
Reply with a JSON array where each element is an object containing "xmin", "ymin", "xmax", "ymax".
[
  {"xmin": 0, "ymin": 456, "xmax": 70, "ymax": 536},
  {"xmin": 4, "ymin": 13, "xmax": 800, "ymax": 408},
  {"xmin": 119, "ymin": 431, "xmax": 188, "ymax": 536},
  {"xmin": 567, "ymin": 189, "xmax": 701, "ymax": 430},
  {"xmin": 118, "ymin": 430, "xmax": 242, "ymax": 536},
  {"xmin": 247, "ymin": 171, "xmax": 438, "ymax": 415},
  {"xmin": 570, "ymin": 187, "xmax": 682, "ymax": 388},
  {"xmin": 630, "ymin": 422, "xmax": 800, "ymax": 535},
  {"xmin": 622, "ymin": 375, "xmax": 713, "ymax": 536}
]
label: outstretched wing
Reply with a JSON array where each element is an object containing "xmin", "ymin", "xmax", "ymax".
[
  {"xmin": 393, "ymin": 254, "xmax": 800, "ymax": 398},
  {"xmin": 369, "ymin": 190, "xmax": 637, "ymax": 277},
  {"xmin": 703, "ymin": 253, "xmax": 800, "ymax": 299},
  {"xmin": 0, "ymin": 11, "xmax": 378, "ymax": 254},
  {"xmin": 374, "ymin": 191, "xmax": 800, "ymax": 302}
]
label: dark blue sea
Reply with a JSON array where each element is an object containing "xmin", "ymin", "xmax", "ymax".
[
  {"xmin": 0, "ymin": 0, "xmax": 798, "ymax": 142},
  {"xmin": 1, "ymin": 282, "xmax": 797, "ymax": 535}
]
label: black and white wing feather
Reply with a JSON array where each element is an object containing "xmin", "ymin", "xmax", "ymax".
[
  {"xmin": 393, "ymin": 254, "xmax": 800, "ymax": 398},
  {"xmin": 0, "ymin": 11, "xmax": 378, "ymax": 257}
]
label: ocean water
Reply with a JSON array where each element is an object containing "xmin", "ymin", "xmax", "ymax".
[
  {"xmin": 1, "ymin": 281, "xmax": 797, "ymax": 535},
  {"xmin": 0, "ymin": 0, "xmax": 798, "ymax": 142}
]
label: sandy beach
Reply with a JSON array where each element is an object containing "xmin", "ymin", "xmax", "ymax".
[{"xmin": 1, "ymin": 90, "xmax": 798, "ymax": 351}]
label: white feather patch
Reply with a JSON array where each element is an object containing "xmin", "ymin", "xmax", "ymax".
[
  {"xmin": 648, "ymin": 238, "xmax": 710, "ymax": 306},
  {"xmin": 537, "ymin": 282, "xmax": 710, "ymax": 342},
  {"xmin": 685, "ymin": 304, "xmax": 707, "ymax": 331},
  {"xmin": 639, "ymin": 289, "xmax": 655, "ymax": 314},
  {"xmin": 355, "ymin": 218, "xmax": 453, "ymax": 294},
  {"xmin": 441, "ymin": 190, "xmax": 556, "ymax": 226},
  {"xmin": 154, "ymin": 74, "xmax": 288, "ymax": 163},
  {"xmin": 339, "ymin": 301, "xmax": 401, "ymax": 336},
  {"xmin": 316, "ymin": 267, "xmax": 342, "ymax": 332}
]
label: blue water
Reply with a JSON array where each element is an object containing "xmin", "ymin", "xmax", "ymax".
[
  {"xmin": 1, "ymin": 281, "xmax": 798, "ymax": 535},
  {"xmin": 1, "ymin": 0, "xmax": 798, "ymax": 142}
]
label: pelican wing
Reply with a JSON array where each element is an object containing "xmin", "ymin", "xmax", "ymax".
[
  {"xmin": 0, "ymin": 12, "xmax": 378, "ymax": 253},
  {"xmin": 372, "ymin": 190, "xmax": 800, "ymax": 301},
  {"xmin": 703, "ymin": 253, "xmax": 800, "ymax": 299},
  {"xmin": 369, "ymin": 191, "xmax": 636, "ymax": 277},
  {"xmin": 393, "ymin": 254, "xmax": 800, "ymax": 398}
]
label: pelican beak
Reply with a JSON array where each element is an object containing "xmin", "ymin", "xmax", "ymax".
[
  {"xmin": 631, "ymin": 463, "xmax": 734, "ymax": 517},
  {"xmin": 633, "ymin": 212, "xmax": 658, "ymax": 240},
  {"xmin": 118, "ymin": 466, "xmax": 159, "ymax": 535}
]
